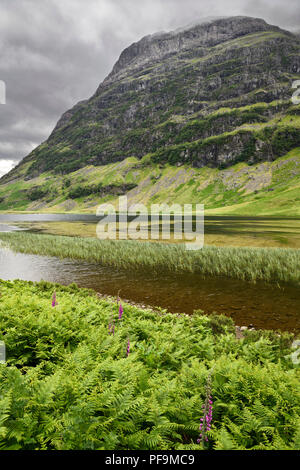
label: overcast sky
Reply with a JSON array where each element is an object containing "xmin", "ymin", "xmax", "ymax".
[{"xmin": 0, "ymin": 0, "xmax": 299, "ymax": 178}]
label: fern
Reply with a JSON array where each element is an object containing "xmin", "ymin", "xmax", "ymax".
[{"xmin": 0, "ymin": 279, "xmax": 299, "ymax": 450}]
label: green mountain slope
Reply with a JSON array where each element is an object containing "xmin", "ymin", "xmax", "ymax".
[
  {"xmin": 1, "ymin": 16, "xmax": 300, "ymax": 214},
  {"xmin": 0, "ymin": 148, "xmax": 299, "ymax": 216}
]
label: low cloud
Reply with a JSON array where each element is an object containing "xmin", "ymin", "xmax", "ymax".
[{"xmin": 0, "ymin": 159, "xmax": 17, "ymax": 178}]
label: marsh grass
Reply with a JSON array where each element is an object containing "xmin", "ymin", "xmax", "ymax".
[{"xmin": 0, "ymin": 231, "xmax": 299, "ymax": 284}]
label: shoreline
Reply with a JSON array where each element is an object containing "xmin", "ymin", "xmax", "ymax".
[{"xmin": 95, "ymin": 291, "xmax": 257, "ymax": 340}]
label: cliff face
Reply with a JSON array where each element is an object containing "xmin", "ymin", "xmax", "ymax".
[{"xmin": 2, "ymin": 16, "xmax": 300, "ymax": 182}]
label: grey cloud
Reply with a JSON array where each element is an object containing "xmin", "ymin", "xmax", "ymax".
[{"xmin": 0, "ymin": 0, "xmax": 299, "ymax": 177}]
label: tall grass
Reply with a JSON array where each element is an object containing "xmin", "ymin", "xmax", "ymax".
[{"xmin": 0, "ymin": 231, "xmax": 299, "ymax": 284}]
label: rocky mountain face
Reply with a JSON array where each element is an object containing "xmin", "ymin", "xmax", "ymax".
[{"xmin": 2, "ymin": 16, "xmax": 300, "ymax": 183}]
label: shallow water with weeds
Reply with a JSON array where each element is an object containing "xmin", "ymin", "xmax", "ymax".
[{"xmin": 0, "ymin": 245, "xmax": 299, "ymax": 333}]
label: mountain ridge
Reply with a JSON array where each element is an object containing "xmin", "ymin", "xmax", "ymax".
[{"xmin": 104, "ymin": 16, "xmax": 286, "ymax": 82}]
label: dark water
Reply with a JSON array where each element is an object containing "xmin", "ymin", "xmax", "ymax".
[{"xmin": 0, "ymin": 246, "xmax": 299, "ymax": 333}]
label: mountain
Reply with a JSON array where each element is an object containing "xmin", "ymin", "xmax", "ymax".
[{"xmin": 0, "ymin": 16, "xmax": 300, "ymax": 214}]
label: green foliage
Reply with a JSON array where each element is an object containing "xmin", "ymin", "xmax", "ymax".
[
  {"xmin": 206, "ymin": 313, "xmax": 236, "ymax": 336},
  {"xmin": 172, "ymin": 109, "xmax": 267, "ymax": 148},
  {"xmin": 288, "ymin": 105, "xmax": 300, "ymax": 116},
  {"xmin": 27, "ymin": 186, "xmax": 50, "ymax": 201},
  {"xmin": 68, "ymin": 183, "xmax": 137, "ymax": 199},
  {"xmin": 174, "ymin": 119, "xmax": 209, "ymax": 144},
  {"xmin": 235, "ymin": 136, "xmax": 257, "ymax": 164},
  {"xmin": 218, "ymin": 135, "xmax": 257, "ymax": 169},
  {"xmin": 0, "ymin": 279, "xmax": 299, "ymax": 450},
  {"xmin": 55, "ymin": 159, "xmax": 86, "ymax": 175},
  {"xmin": 271, "ymin": 127, "xmax": 300, "ymax": 156},
  {"xmin": 62, "ymin": 178, "xmax": 71, "ymax": 189},
  {"xmin": 68, "ymin": 183, "xmax": 103, "ymax": 199},
  {"xmin": 151, "ymin": 130, "xmax": 256, "ymax": 166}
]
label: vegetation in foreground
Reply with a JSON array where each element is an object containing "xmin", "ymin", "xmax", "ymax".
[
  {"xmin": 0, "ymin": 232, "xmax": 300, "ymax": 284},
  {"xmin": 0, "ymin": 279, "xmax": 299, "ymax": 450}
]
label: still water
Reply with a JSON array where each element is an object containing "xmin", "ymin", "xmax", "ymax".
[{"xmin": 0, "ymin": 214, "xmax": 299, "ymax": 333}]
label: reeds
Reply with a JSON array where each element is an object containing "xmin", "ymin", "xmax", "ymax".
[{"xmin": 0, "ymin": 231, "xmax": 299, "ymax": 284}]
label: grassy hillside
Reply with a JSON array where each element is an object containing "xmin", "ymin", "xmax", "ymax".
[
  {"xmin": 0, "ymin": 146, "xmax": 300, "ymax": 216},
  {"xmin": 0, "ymin": 279, "xmax": 299, "ymax": 450}
]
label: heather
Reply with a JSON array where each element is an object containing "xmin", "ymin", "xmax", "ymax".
[{"xmin": 0, "ymin": 279, "xmax": 299, "ymax": 450}]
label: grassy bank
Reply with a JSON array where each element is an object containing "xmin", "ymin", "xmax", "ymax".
[
  {"xmin": 0, "ymin": 231, "xmax": 300, "ymax": 284},
  {"xmin": 0, "ymin": 279, "xmax": 299, "ymax": 450}
]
